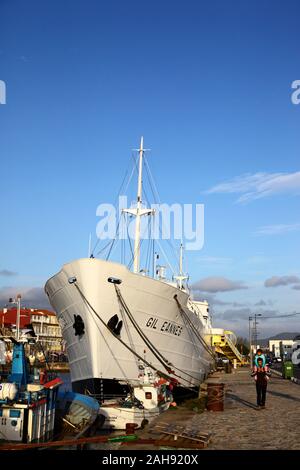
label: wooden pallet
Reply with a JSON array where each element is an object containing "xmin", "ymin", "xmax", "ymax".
[{"xmin": 147, "ymin": 421, "xmax": 212, "ymax": 448}]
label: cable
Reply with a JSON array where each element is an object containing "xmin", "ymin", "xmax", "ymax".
[
  {"xmin": 114, "ymin": 285, "xmax": 206, "ymax": 386},
  {"xmin": 114, "ymin": 285, "xmax": 174, "ymax": 372},
  {"xmin": 92, "ymin": 158, "xmax": 131, "ymax": 256},
  {"xmin": 174, "ymin": 295, "xmax": 216, "ymax": 360},
  {"xmin": 92, "ymin": 153, "xmax": 137, "ymax": 257}
]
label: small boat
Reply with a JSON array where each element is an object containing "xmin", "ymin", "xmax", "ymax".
[
  {"xmin": 98, "ymin": 367, "xmax": 175, "ymax": 430},
  {"xmin": 55, "ymin": 390, "xmax": 101, "ymax": 438}
]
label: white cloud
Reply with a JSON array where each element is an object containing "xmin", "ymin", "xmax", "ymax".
[
  {"xmin": 0, "ymin": 269, "xmax": 18, "ymax": 277},
  {"xmin": 192, "ymin": 276, "xmax": 248, "ymax": 293},
  {"xmin": 255, "ymin": 300, "xmax": 267, "ymax": 306},
  {"xmin": 0, "ymin": 286, "xmax": 51, "ymax": 309},
  {"xmin": 264, "ymin": 275, "xmax": 300, "ymax": 288},
  {"xmin": 205, "ymin": 171, "xmax": 300, "ymax": 203},
  {"xmin": 215, "ymin": 307, "xmax": 251, "ymax": 322},
  {"xmin": 254, "ymin": 223, "xmax": 300, "ymax": 236},
  {"xmin": 191, "ymin": 292, "xmax": 246, "ymax": 307}
]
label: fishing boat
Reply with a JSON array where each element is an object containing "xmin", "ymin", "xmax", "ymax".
[
  {"xmin": 45, "ymin": 138, "xmax": 215, "ymax": 399},
  {"xmin": 99, "ymin": 366, "xmax": 174, "ymax": 430},
  {"xmin": 0, "ymin": 298, "xmax": 100, "ymax": 444},
  {"xmin": 0, "ymin": 336, "xmax": 62, "ymax": 443}
]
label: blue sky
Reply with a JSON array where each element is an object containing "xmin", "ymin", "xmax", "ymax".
[{"xmin": 0, "ymin": 0, "xmax": 300, "ymax": 337}]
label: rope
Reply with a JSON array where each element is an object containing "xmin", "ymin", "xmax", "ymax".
[
  {"xmin": 174, "ymin": 295, "xmax": 216, "ymax": 361},
  {"xmin": 114, "ymin": 285, "xmax": 174, "ymax": 372},
  {"xmin": 114, "ymin": 285, "xmax": 205, "ymax": 387}
]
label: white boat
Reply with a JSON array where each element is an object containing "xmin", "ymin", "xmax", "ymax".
[
  {"xmin": 99, "ymin": 367, "xmax": 174, "ymax": 430},
  {"xmin": 45, "ymin": 138, "xmax": 214, "ymax": 399}
]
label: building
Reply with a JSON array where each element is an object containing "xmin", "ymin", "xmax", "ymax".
[
  {"xmin": 30, "ymin": 310, "xmax": 63, "ymax": 352},
  {"xmin": 268, "ymin": 339, "xmax": 294, "ymax": 359},
  {"xmin": 291, "ymin": 335, "xmax": 300, "ymax": 365},
  {"xmin": 0, "ymin": 307, "xmax": 63, "ymax": 352}
]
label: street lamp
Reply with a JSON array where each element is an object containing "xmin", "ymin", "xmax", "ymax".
[
  {"xmin": 8, "ymin": 294, "xmax": 22, "ymax": 341},
  {"xmin": 253, "ymin": 312, "xmax": 300, "ymax": 360},
  {"xmin": 248, "ymin": 312, "xmax": 300, "ymax": 367},
  {"xmin": 249, "ymin": 316, "xmax": 253, "ymax": 367},
  {"xmin": 248, "ymin": 313, "xmax": 262, "ymax": 367},
  {"xmin": 253, "ymin": 313, "xmax": 262, "ymax": 352}
]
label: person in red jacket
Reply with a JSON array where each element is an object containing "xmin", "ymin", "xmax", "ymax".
[{"xmin": 251, "ymin": 357, "xmax": 271, "ymax": 409}]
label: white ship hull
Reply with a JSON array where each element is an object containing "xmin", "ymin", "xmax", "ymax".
[{"xmin": 45, "ymin": 258, "xmax": 213, "ymax": 395}]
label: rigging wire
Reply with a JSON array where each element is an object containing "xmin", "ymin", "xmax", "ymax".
[
  {"xmin": 96, "ymin": 147, "xmax": 180, "ymax": 279},
  {"xmin": 145, "ymin": 216, "xmax": 152, "ymax": 275},
  {"xmin": 144, "ymin": 158, "xmax": 181, "ymax": 272},
  {"xmin": 174, "ymin": 294, "xmax": 216, "ymax": 360},
  {"xmin": 155, "ymin": 238, "xmax": 177, "ymax": 276},
  {"xmin": 92, "ymin": 153, "xmax": 137, "ymax": 257},
  {"xmin": 91, "ymin": 158, "xmax": 131, "ymax": 256},
  {"xmin": 127, "ymin": 213, "xmax": 152, "ymax": 271},
  {"xmin": 131, "ymin": 148, "xmax": 178, "ymax": 277},
  {"xmin": 71, "ymin": 281, "xmax": 179, "ymax": 385},
  {"xmin": 126, "ymin": 215, "xmax": 134, "ymax": 262},
  {"xmin": 114, "ymin": 286, "xmax": 174, "ymax": 373},
  {"xmin": 114, "ymin": 284, "xmax": 206, "ymax": 386}
]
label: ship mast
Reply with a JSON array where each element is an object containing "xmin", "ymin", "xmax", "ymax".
[
  {"xmin": 134, "ymin": 137, "xmax": 145, "ymax": 273},
  {"xmin": 174, "ymin": 243, "xmax": 189, "ymax": 289},
  {"xmin": 123, "ymin": 137, "xmax": 154, "ymax": 274}
]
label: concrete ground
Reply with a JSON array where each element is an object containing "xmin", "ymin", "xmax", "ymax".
[{"xmin": 121, "ymin": 368, "xmax": 300, "ymax": 450}]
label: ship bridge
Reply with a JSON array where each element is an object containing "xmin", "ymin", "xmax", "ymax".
[{"xmin": 210, "ymin": 328, "xmax": 246, "ymax": 366}]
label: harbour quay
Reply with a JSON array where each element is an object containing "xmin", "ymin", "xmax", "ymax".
[{"xmin": 121, "ymin": 368, "xmax": 300, "ymax": 451}]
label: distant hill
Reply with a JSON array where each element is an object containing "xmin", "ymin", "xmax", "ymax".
[{"xmin": 259, "ymin": 332, "xmax": 300, "ymax": 347}]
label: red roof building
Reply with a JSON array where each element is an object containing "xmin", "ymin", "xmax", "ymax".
[
  {"xmin": 0, "ymin": 308, "xmax": 56, "ymax": 329},
  {"xmin": 0, "ymin": 308, "xmax": 63, "ymax": 352}
]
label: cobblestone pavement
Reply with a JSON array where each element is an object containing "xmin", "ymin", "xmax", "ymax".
[
  {"xmin": 122, "ymin": 368, "xmax": 300, "ymax": 450},
  {"xmin": 192, "ymin": 368, "xmax": 300, "ymax": 450}
]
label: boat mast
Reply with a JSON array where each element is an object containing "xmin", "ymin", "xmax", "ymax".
[
  {"xmin": 133, "ymin": 137, "xmax": 145, "ymax": 274},
  {"xmin": 16, "ymin": 294, "xmax": 21, "ymax": 341},
  {"xmin": 123, "ymin": 137, "xmax": 154, "ymax": 274},
  {"xmin": 179, "ymin": 243, "xmax": 183, "ymax": 277},
  {"xmin": 174, "ymin": 243, "xmax": 189, "ymax": 289}
]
